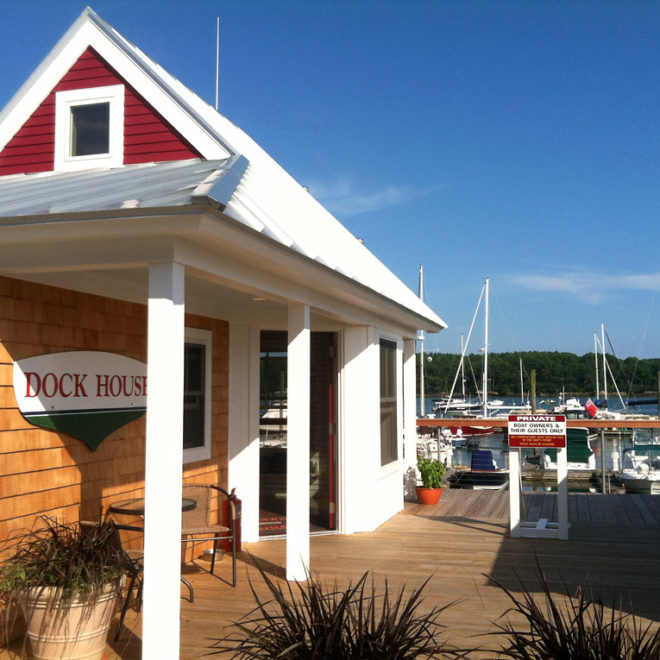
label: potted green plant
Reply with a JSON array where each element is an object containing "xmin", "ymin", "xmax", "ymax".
[
  {"xmin": 0, "ymin": 516, "xmax": 140, "ymax": 660},
  {"xmin": 416, "ymin": 457, "xmax": 446, "ymax": 505}
]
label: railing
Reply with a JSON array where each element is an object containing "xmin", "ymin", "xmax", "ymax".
[{"xmin": 418, "ymin": 417, "xmax": 660, "ymax": 429}]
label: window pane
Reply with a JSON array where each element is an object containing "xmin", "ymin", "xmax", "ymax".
[
  {"xmin": 183, "ymin": 343, "xmax": 205, "ymax": 450},
  {"xmin": 380, "ymin": 339, "xmax": 398, "ymax": 465},
  {"xmin": 70, "ymin": 103, "xmax": 109, "ymax": 156},
  {"xmin": 259, "ymin": 331, "xmax": 288, "ymax": 522}
]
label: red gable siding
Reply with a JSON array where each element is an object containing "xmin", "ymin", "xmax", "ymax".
[{"xmin": 0, "ymin": 47, "xmax": 202, "ymax": 176}]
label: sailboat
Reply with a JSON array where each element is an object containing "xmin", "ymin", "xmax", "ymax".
[
  {"xmin": 416, "ymin": 265, "xmax": 454, "ymax": 464},
  {"xmin": 437, "ymin": 278, "xmax": 498, "ymax": 437}
]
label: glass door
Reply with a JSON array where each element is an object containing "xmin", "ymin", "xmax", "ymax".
[{"xmin": 258, "ymin": 331, "xmax": 337, "ymax": 537}]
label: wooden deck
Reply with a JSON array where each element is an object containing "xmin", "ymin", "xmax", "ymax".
[{"xmin": 3, "ymin": 491, "xmax": 659, "ymax": 659}]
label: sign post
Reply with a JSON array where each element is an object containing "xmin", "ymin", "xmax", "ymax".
[{"xmin": 508, "ymin": 414, "xmax": 568, "ymax": 539}]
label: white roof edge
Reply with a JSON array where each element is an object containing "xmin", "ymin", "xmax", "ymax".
[
  {"xmin": 0, "ymin": 8, "xmax": 447, "ymax": 333},
  {"xmin": 81, "ymin": 9, "xmax": 237, "ymax": 158},
  {"xmin": 0, "ymin": 7, "xmax": 235, "ymax": 160},
  {"xmin": 191, "ymin": 155, "xmax": 249, "ymax": 209}
]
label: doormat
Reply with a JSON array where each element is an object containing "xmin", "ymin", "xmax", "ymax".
[{"xmin": 259, "ymin": 516, "xmax": 286, "ymax": 535}]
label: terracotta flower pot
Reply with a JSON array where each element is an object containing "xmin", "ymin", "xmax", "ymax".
[
  {"xmin": 415, "ymin": 486, "xmax": 443, "ymax": 505},
  {"xmin": 20, "ymin": 580, "xmax": 122, "ymax": 660}
]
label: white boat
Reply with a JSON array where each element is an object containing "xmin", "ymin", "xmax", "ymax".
[
  {"xmin": 619, "ymin": 445, "xmax": 660, "ymax": 494},
  {"xmin": 524, "ymin": 427, "xmax": 596, "ymax": 471},
  {"xmin": 448, "ymin": 449, "xmax": 509, "ymax": 490},
  {"xmin": 432, "ymin": 396, "xmax": 481, "ymax": 415},
  {"xmin": 550, "ymin": 396, "xmax": 584, "ymax": 416}
]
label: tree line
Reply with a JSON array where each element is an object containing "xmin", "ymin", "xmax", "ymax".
[{"xmin": 419, "ymin": 351, "xmax": 660, "ymax": 397}]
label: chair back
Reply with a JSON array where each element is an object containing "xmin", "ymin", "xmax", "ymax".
[
  {"xmin": 182, "ymin": 484, "xmax": 213, "ymax": 527},
  {"xmin": 471, "ymin": 449, "xmax": 495, "ymax": 471}
]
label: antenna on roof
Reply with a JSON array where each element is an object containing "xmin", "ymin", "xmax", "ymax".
[{"xmin": 215, "ymin": 17, "xmax": 220, "ymax": 110}]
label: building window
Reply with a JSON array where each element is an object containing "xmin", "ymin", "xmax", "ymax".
[
  {"xmin": 380, "ymin": 338, "xmax": 398, "ymax": 466},
  {"xmin": 70, "ymin": 103, "xmax": 110, "ymax": 156},
  {"xmin": 183, "ymin": 328, "xmax": 212, "ymax": 464},
  {"xmin": 54, "ymin": 85, "xmax": 124, "ymax": 171}
]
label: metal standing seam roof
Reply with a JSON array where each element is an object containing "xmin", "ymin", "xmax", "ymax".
[
  {"xmin": 0, "ymin": 158, "xmax": 230, "ymax": 215},
  {"xmin": 0, "ymin": 7, "xmax": 447, "ymax": 331}
]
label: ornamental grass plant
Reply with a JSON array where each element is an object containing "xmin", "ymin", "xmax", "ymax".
[
  {"xmin": 487, "ymin": 559, "xmax": 660, "ymax": 660},
  {"xmin": 0, "ymin": 516, "xmax": 139, "ymax": 605},
  {"xmin": 210, "ymin": 559, "xmax": 464, "ymax": 659},
  {"xmin": 0, "ymin": 515, "xmax": 141, "ymax": 645}
]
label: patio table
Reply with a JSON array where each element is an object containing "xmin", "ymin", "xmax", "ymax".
[{"xmin": 107, "ymin": 496, "xmax": 199, "ymax": 600}]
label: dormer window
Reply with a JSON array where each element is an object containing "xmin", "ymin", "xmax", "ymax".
[
  {"xmin": 71, "ymin": 102, "xmax": 109, "ymax": 155},
  {"xmin": 54, "ymin": 85, "xmax": 124, "ymax": 171}
]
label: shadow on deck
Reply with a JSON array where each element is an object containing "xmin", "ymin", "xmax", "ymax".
[{"xmin": 2, "ymin": 490, "xmax": 658, "ymax": 658}]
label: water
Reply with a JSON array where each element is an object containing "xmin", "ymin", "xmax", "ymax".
[
  {"xmin": 418, "ymin": 396, "xmax": 660, "ymax": 491},
  {"xmin": 418, "ymin": 395, "xmax": 659, "ymax": 418}
]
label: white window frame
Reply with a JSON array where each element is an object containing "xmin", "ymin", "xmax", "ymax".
[
  {"xmin": 183, "ymin": 327, "xmax": 213, "ymax": 464},
  {"xmin": 54, "ymin": 85, "xmax": 124, "ymax": 171}
]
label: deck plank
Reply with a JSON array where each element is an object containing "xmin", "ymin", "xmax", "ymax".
[
  {"xmin": 576, "ymin": 493, "xmax": 590, "ymax": 522},
  {"xmin": 2, "ymin": 490, "xmax": 659, "ymax": 660},
  {"xmin": 618, "ymin": 494, "xmax": 645, "ymax": 526}
]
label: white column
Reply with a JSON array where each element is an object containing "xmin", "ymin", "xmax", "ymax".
[
  {"xmin": 142, "ymin": 262, "xmax": 185, "ymax": 658},
  {"xmin": 402, "ymin": 338, "xmax": 417, "ymax": 500},
  {"xmin": 557, "ymin": 446, "xmax": 569, "ymax": 540},
  {"xmin": 340, "ymin": 327, "xmax": 379, "ymax": 534},
  {"xmin": 286, "ymin": 303, "xmax": 310, "ymax": 581},
  {"xmin": 228, "ymin": 322, "xmax": 261, "ymax": 543},
  {"xmin": 509, "ymin": 449, "xmax": 521, "ymax": 537}
]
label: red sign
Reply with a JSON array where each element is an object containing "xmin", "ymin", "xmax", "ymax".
[{"xmin": 508, "ymin": 414, "xmax": 566, "ymax": 448}]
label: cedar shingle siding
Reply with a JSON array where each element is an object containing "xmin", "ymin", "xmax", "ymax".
[{"xmin": 0, "ymin": 275, "xmax": 229, "ymax": 554}]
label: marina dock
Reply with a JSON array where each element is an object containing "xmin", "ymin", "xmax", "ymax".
[
  {"xmin": 419, "ymin": 417, "xmax": 660, "ymax": 429},
  {"xmin": 2, "ymin": 490, "xmax": 658, "ymax": 659}
]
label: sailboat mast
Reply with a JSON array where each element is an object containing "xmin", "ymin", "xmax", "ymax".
[
  {"xmin": 482, "ymin": 277, "xmax": 490, "ymax": 418},
  {"xmin": 519, "ymin": 358, "xmax": 524, "ymax": 405},
  {"xmin": 460, "ymin": 335, "xmax": 466, "ymax": 400},
  {"xmin": 418, "ymin": 264, "xmax": 425, "ymax": 417},
  {"xmin": 594, "ymin": 332, "xmax": 599, "ymax": 400},
  {"xmin": 601, "ymin": 323, "xmax": 608, "ymax": 408}
]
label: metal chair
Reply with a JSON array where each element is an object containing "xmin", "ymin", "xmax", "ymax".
[
  {"xmin": 471, "ymin": 449, "xmax": 497, "ymax": 471},
  {"xmin": 181, "ymin": 484, "xmax": 237, "ymax": 599}
]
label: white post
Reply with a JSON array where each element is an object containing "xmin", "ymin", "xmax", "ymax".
[
  {"xmin": 143, "ymin": 262, "xmax": 185, "ymax": 658},
  {"xmin": 557, "ymin": 446, "xmax": 569, "ymax": 539},
  {"xmin": 340, "ymin": 327, "xmax": 379, "ymax": 534},
  {"xmin": 286, "ymin": 303, "xmax": 310, "ymax": 581},
  {"xmin": 228, "ymin": 322, "xmax": 260, "ymax": 543},
  {"xmin": 403, "ymin": 338, "xmax": 418, "ymax": 500},
  {"xmin": 509, "ymin": 449, "xmax": 521, "ymax": 537}
]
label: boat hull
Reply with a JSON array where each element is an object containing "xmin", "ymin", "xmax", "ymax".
[
  {"xmin": 450, "ymin": 425, "xmax": 495, "ymax": 437},
  {"xmin": 448, "ymin": 469, "xmax": 509, "ymax": 490},
  {"xmin": 620, "ymin": 476, "xmax": 660, "ymax": 495}
]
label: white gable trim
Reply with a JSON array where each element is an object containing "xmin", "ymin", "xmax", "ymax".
[{"xmin": 0, "ymin": 8, "xmax": 234, "ymax": 161}]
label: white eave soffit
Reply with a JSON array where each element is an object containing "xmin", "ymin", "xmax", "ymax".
[{"xmin": 0, "ymin": 7, "xmax": 234, "ymax": 161}]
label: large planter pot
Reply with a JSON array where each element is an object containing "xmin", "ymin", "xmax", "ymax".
[
  {"xmin": 416, "ymin": 486, "xmax": 443, "ymax": 505},
  {"xmin": 19, "ymin": 581, "xmax": 122, "ymax": 660}
]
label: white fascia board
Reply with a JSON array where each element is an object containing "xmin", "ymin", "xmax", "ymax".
[
  {"xmin": 84, "ymin": 23, "xmax": 234, "ymax": 161},
  {"xmin": 0, "ymin": 9, "xmax": 234, "ymax": 161},
  {"xmin": 0, "ymin": 16, "xmax": 91, "ymax": 152},
  {"xmin": 0, "ymin": 205, "xmax": 446, "ymax": 333},
  {"xmin": 176, "ymin": 216, "xmax": 447, "ymax": 334}
]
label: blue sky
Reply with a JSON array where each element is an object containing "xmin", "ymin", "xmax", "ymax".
[{"xmin": 2, "ymin": 1, "xmax": 660, "ymax": 358}]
